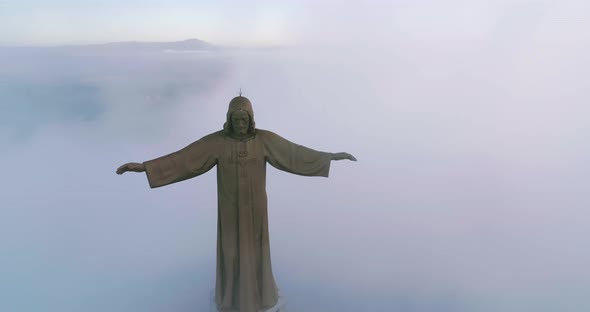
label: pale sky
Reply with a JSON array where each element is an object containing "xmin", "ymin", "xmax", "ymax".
[
  {"xmin": 0, "ymin": 0, "xmax": 301, "ymax": 46},
  {"xmin": 2, "ymin": 1, "xmax": 590, "ymax": 47}
]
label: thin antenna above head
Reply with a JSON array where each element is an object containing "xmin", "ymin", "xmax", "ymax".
[{"xmin": 239, "ymin": 88, "xmax": 242, "ymax": 96}]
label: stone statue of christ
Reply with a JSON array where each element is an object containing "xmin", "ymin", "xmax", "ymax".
[{"xmin": 117, "ymin": 96, "xmax": 356, "ymax": 312}]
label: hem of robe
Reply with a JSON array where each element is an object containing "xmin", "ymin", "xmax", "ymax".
[
  {"xmin": 143, "ymin": 160, "xmax": 160, "ymax": 189},
  {"xmin": 319, "ymin": 155, "xmax": 330, "ymax": 177},
  {"xmin": 215, "ymin": 297, "xmax": 280, "ymax": 312}
]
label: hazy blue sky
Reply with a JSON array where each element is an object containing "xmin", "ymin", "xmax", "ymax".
[
  {"xmin": 1, "ymin": 1, "xmax": 590, "ymax": 312},
  {"xmin": 4, "ymin": 0, "xmax": 587, "ymax": 47},
  {"xmin": 0, "ymin": 0, "xmax": 300, "ymax": 46}
]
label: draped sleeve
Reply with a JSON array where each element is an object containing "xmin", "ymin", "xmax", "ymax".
[
  {"xmin": 143, "ymin": 132, "xmax": 221, "ymax": 188},
  {"xmin": 261, "ymin": 130, "xmax": 331, "ymax": 177}
]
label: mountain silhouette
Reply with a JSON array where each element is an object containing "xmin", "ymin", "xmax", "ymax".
[{"xmin": 57, "ymin": 38, "xmax": 215, "ymax": 52}]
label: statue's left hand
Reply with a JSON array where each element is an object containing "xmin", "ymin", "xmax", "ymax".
[{"xmin": 330, "ymin": 152, "xmax": 357, "ymax": 161}]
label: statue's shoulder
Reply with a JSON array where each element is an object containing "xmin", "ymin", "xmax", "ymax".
[
  {"xmin": 256, "ymin": 129, "xmax": 290, "ymax": 144},
  {"xmin": 208, "ymin": 130, "xmax": 225, "ymax": 138},
  {"xmin": 255, "ymin": 129, "xmax": 277, "ymax": 138},
  {"xmin": 193, "ymin": 130, "xmax": 225, "ymax": 144}
]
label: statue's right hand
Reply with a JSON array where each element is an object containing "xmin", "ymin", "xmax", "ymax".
[{"xmin": 116, "ymin": 162, "xmax": 146, "ymax": 175}]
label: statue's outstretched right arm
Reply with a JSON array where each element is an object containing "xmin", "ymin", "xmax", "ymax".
[
  {"xmin": 116, "ymin": 162, "xmax": 145, "ymax": 175},
  {"xmin": 116, "ymin": 132, "xmax": 220, "ymax": 188}
]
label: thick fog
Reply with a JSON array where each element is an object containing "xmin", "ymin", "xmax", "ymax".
[{"xmin": 2, "ymin": 1, "xmax": 590, "ymax": 311}]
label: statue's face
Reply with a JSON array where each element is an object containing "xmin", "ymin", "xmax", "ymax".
[{"xmin": 231, "ymin": 110, "xmax": 250, "ymax": 136}]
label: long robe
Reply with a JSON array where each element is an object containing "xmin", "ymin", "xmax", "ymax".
[{"xmin": 143, "ymin": 129, "xmax": 332, "ymax": 312}]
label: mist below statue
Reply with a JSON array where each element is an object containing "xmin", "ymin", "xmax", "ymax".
[{"xmin": 209, "ymin": 289, "xmax": 286, "ymax": 312}]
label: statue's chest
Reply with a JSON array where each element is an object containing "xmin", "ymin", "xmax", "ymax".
[{"xmin": 223, "ymin": 138, "xmax": 264, "ymax": 167}]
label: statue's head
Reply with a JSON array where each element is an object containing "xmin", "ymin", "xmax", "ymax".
[{"xmin": 223, "ymin": 96, "xmax": 256, "ymax": 138}]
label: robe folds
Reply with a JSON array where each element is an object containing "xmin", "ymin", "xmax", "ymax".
[{"xmin": 143, "ymin": 129, "xmax": 331, "ymax": 312}]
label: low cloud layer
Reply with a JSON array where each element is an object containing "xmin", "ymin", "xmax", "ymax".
[{"xmin": 2, "ymin": 2, "xmax": 590, "ymax": 311}]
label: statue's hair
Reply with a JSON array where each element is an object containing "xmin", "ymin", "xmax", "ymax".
[{"xmin": 223, "ymin": 109, "xmax": 256, "ymax": 136}]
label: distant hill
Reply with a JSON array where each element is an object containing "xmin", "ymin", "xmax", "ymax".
[
  {"xmin": 57, "ymin": 38, "xmax": 215, "ymax": 52},
  {"xmin": 0, "ymin": 39, "xmax": 293, "ymax": 52}
]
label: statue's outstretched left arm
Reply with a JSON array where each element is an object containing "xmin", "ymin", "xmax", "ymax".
[{"xmin": 262, "ymin": 130, "xmax": 355, "ymax": 177}]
